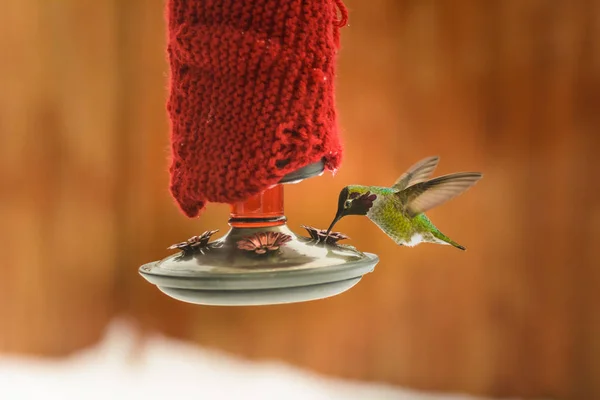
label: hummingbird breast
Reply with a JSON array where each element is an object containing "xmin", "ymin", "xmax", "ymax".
[{"xmin": 366, "ymin": 192, "xmax": 420, "ymax": 244}]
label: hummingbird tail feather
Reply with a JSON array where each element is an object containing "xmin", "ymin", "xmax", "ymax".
[{"xmin": 432, "ymin": 230, "xmax": 466, "ymax": 251}]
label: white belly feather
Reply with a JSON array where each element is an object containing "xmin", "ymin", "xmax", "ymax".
[{"xmin": 404, "ymin": 233, "xmax": 424, "ymax": 247}]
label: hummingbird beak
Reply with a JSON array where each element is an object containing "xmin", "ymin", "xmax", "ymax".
[
  {"xmin": 326, "ymin": 187, "xmax": 351, "ymax": 240},
  {"xmin": 325, "ymin": 212, "xmax": 343, "ymax": 239}
]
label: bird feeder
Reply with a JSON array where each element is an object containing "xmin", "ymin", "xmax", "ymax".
[{"xmin": 139, "ymin": 0, "xmax": 378, "ymax": 305}]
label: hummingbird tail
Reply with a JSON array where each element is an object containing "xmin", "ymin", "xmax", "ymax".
[{"xmin": 432, "ymin": 230, "xmax": 466, "ymax": 251}]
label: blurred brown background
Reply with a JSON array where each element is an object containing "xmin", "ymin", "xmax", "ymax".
[{"xmin": 1, "ymin": 0, "xmax": 599, "ymax": 399}]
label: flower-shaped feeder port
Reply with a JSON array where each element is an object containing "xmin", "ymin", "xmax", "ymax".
[
  {"xmin": 237, "ymin": 232, "xmax": 292, "ymax": 254},
  {"xmin": 168, "ymin": 230, "xmax": 220, "ymax": 255},
  {"xmin": 301, "ymin": 225, "xmax": 350, "ymax": 245},
  {"xmin": 139, "ymin": 161, "xmax": 379, "ymax": 306}
]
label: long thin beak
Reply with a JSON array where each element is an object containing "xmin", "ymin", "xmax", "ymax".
[{"xmin": 324, "ymin": 213, "xmax": 343, "ymax": 239}]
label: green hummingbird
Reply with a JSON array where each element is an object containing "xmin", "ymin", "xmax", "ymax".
[{"xmin": 325, "ymin": 156, "xmax": 482, "ymax": 250}]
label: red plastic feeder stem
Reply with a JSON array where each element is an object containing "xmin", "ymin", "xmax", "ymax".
[{"xmin": 229, "ymin": 185, "xmax": 285, "ymax": 228}]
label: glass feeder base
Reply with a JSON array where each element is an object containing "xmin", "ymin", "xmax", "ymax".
[
  {"xmin": 156, "ymin": 276, "xmax": 363, "ymax": 306},
  {"xmin": 139, "ymin": 224, "xmax": 379, "ymax": 306}
]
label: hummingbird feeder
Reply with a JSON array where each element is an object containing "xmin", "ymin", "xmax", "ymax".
[{"xmin": 139, "ymin": 0, "xmax": 379, "ymax": 306}]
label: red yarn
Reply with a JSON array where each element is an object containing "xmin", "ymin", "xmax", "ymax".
[{"xmin": 166, "ymin": 0, "xmax": 347, "ymax": 218}]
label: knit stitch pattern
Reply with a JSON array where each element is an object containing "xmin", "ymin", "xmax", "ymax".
[{"xmin": 167, "ymin": 0, "xmax": 346, "ymax": 217}]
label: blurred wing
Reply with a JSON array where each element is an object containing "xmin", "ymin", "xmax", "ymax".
[
  {"xmin": 392, "ymin": 156, "xmax": 440, "ymax": 191},
  {"xmin": 400, "ymin": 172, "xmax": 482, "ymax": 217}
]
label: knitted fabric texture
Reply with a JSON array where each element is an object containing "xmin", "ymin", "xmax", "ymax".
[{"xmin": 167, "ymin": 0, "xmax": 347, "ymax": 217}]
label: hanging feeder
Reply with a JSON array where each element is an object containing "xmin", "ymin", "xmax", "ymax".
[
  {"xmin": 140, "ymin": 161, "xmax": 378, "ymax": 306},
  {"xmin": 139, "ymin": 0, "xmax": 378, "ymax": 305}
]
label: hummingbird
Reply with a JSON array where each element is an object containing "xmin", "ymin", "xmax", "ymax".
[{"xmin": 325, "ymin": 156, "xmax": 482, "ymax": 250}]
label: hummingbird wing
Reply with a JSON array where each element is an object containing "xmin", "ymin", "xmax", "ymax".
[
  {"xmin": 392, "ymin": 156, "xmax": 440, "ymax": 191},
  {"xmin": 399, "ymin": 172, "xmax": 482, "ymax": 217}
]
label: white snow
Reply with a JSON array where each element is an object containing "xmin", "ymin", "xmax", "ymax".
[{"xmin": 0, "ymin": 320, "xmax": 513, "ymax": 400}]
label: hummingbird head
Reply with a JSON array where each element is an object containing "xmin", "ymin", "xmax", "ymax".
[{"xmin": 325, "ymin": 187, "xmax": 377, "ymax": 237}]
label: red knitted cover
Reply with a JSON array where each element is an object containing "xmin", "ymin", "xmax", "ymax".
[{"xmin": 166, "ymin": 0, "xmax": 347, "ymax": 217}]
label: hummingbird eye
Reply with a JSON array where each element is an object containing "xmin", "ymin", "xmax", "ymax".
[{"xmin": 344, "ymin": 199, "xmax": 352, "ymax": 208}]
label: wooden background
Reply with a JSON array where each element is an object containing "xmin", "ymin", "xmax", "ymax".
[{"xmin": 1, "ymin": 1, "xmax": 599, "ymax": 399}]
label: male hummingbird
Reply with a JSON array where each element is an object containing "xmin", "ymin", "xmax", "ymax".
[{"xmin": 325, "ymin": 156, "xmax": 482, "ymax": 250}]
